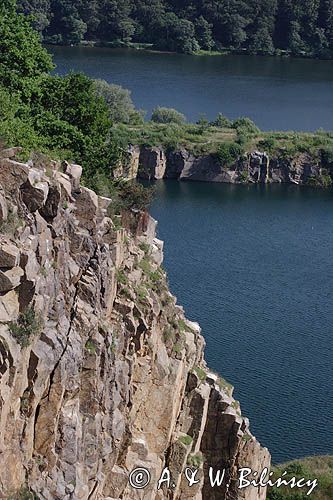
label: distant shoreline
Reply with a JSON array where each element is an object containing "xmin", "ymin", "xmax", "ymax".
[{"xmin": 44, "ymin": 41, "xmax": 333, "ymax": 61}]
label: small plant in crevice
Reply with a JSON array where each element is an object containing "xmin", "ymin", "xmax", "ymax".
[
  {"xmin": 187, "ymin": 452, "xmax": 204, "ymax": 468},
  {"xmin": 8, "ymin": 486, "xmax": 39, "ymax": 500},
  {"xmin": 0, "ymin": 208, "xmax": 23, "ymax": 236},
  {"xmin": 139, "ymin": 242, "xmax": 150, "ymax": 254},
  {"xmin": 178, "ymin": 434, "xmax": 193, "ymax": 447},
  {"xmin": 8, "ymin": 307, "xmax": 43, "ymax": 348},
  {"xmin": 120, "ymin": 286, "xmax": 132, "ymax": 300},
  {"xmin": 116, "ymin": 269, "xmax": 128, "ymax": 285},
  {"xmin": 85, "ymin": 339, "xmax": 96, "ymax": 355},
  {"xmin": 192, "ymin": 366, "xmax": 207, "ymax": 381},
  {"xmin": 173, "ymin": 343, "xmax": 182, "ymax": 354}
]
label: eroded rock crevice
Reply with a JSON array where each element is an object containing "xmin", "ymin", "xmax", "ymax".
[
  {"xmin": 0, "ymin": 150, "xmax": 270, "ymax": 499},
  {"xmin": 119, "ymin": 144, "xmax": 331, "ymax": 186}
]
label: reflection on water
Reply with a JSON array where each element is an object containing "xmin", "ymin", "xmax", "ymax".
[
  {"xmin": 50, "ymin": 46, "xmax": 333, "ymax": 131},
  {"xmin": 149, "ymin": 181, "xmax": 333, "ymax": 463}
]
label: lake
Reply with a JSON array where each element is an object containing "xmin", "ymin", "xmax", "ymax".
[
  {"xmin": 148, "ymin": 181, "xmax": 333, "ymax": 464},
  {"xmin": 51, "ymin": 45, "xmax": 333, "ymax": 463},
  {"xmin": 50, "ymin": 46, "xmax": 333, "ymax": 131}
]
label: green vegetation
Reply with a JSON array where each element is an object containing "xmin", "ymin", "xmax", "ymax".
[
  {"xmin": 178, "ymin": 434, "xmax": 193, "ymax": 447},
  {"xmin": 85, "ymin": 339, "xmax": 96, "ymax": 354},
  {"xmin": 0, "ymin": 2, "xmax": 154, "ymax": 212},
  {"xmin": 8, "ymin": 486, "xmax": 39, "ymax": 500},
  {"xmin": 8, "ymin": 307, "xmax": 42, "ymax": 347},
  {"xmin": 193, "ymin": 366, "xmax": 207, "ymax": 381},
  {"xmin": 218, "ymin": 376, "xmax": 233, "ymax": 393},
  {"xmin": 216, "ymin": 142, "xmax": 244, "ymax": 165},
  {"xmin": 0, "ymin": 208, "xmax": 23, "ymax": 235},
  {"xmin": 173, "ymin": 343, "xmax": 182, "ymax": 354},
  {"xmin": 93, "ymin": 79, "xmax": 143, "ymax": 124},
  {"xmin": 17, "ymin": 0, "xmax": 333, "ymax": 58},
  {"xmin": 267, "ymin": 456, "xmax": 333, "ymax": 500},
  {"xmin": 187, "ymin": 452, "xmax": 204, "ymax": 468},
  {"xmin": 151, "ymin": 107, "xmax": 186, "ymax": 125},
  {"xmin": 116, "ymin": 269, "xmax": 128, "ymax": 285}
]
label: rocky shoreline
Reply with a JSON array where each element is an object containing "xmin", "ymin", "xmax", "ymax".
[
  {"xmin": 116, "ymin": 145, "xmax": 332, "ymax": 187},
  {"xmin": 0, "ymin": 147, "xmax": 270, "ymax": 499}
]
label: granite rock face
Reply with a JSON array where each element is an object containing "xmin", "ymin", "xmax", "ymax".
[
  {"xmin": 133, "ymin": 145, "xmax": 330, "ymax": 186},
  {"xmin": 0, "ymin": 149, "xmax": 270, "ymax": 499}
]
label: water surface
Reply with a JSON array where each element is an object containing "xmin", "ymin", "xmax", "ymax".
[
  {"xmin": 50, "ymin": 46, "xmax": 333, "ymax": 131},
  {"xmin": 148, "ymin": 181, "xmax": 333, "ymax": 464}
]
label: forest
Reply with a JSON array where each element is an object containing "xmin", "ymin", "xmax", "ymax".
[{"xmin": 17, "ymin": 0, "xmax": 333, "ymax": 57}]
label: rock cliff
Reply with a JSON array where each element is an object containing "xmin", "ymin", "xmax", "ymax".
[
  {"xmin": 119, "ymin": 145, "xmax": 332, "ymax": 187},
  {"xmin": 0, "ymin": 148, "xmax": 270, "ymax": 499}
]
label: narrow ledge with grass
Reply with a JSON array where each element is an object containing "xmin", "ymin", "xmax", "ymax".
[{"xmin": 0, "ymin": 147, "xmax": 270, "ymax": 499}]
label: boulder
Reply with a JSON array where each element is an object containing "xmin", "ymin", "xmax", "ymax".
[
  {"xmin": 62, "ymin": 161, "xmax": 82, "ymax": 192},
  {"xmin": 0, "ymin": 147, "xmax": 23, "ymax": 159},
  {"xmin": 0, "ymin": 190, "xmax": 8, "ymax": 223},
  {"xmin": 0, "ymin": 290, "xmax": 19, "ymax": 322},
  {"xmin": 0, "ymin": 243, "xmax": 20, "ymax": 268},
  {"xmin": 0, "ymin": 267, "xmax": 24, "ymax": 292},
  {"xmin": 20, "ymin": 174, "xmax": 49, "ymax": 213}
]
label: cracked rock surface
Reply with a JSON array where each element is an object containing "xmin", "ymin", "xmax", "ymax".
[{"xmin": 0, "ymin": 150, "xmax": 270, "ymax": 499}]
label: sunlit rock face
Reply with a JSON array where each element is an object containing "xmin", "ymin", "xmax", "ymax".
[
  {"xmin": 128, "ymin": 145, "xmax": 329, "ymax": 186},
  {"xmin": 0, "ymin": 148, "xmax": 270, "ymax": 499}
]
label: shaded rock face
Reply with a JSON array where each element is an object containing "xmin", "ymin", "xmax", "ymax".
[
  {"xmin": 0, "ymin": 149, "xmax": 270, "ymax": 499},
  {"xmin": 135, "ymin": 146, "xmax": 328, "ymax": 186}
]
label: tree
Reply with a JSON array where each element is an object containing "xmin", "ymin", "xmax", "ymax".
[
  {"xmin": 46, "ymin": 0, "xmax": 87, "ymax": 44},
  {"xmin": 0, "ymin": 5, "xmax": 54, "ymax": 95},
  {"xmin": 249, "ymin": 25, "xmax": 275, "ymax": 54},
  {"xmin": 93, "ymin": 79, "xmax": 136, "ymax": 123},
  {"xmin": 151, "ymin": 107, "xmax": 186, "ymax": 124},
  {"xmin": 194, "ymin": 16, "xmax": 214, "ymax": 50},
  {"xmin": 17, "ymin": 0, "xmax": 51, "ymax": 33}
]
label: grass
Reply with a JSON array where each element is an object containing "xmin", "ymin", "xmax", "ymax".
[
  {"xmin": 217, "ymin": 376, "xmax": 233, "ymax": 392},
  {"xmin": 112, "ymin": 122, "xmax": 236, "ymax": 155},
  {"xmin": 268, "ymin": 456, "xmax": 333, "ymax": 500},
  {"xmin": 193, "ymin": 366, "xmax": 207, "ymax": 381},
  {"xmin": 112, "ymin": 121, "xmax": 333, "ymax": 172}
]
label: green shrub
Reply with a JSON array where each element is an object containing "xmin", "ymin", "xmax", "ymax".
[
  {"xmin": 178, "ymin": 434, "xmax": 193, "ymax": 446},
  {"xmin": 139, "ymin": 242, "xmax": 151, "ymax": 254},
  {"xmin": 216, "ymin": 142, "xmax": 243, "ymax": 165},
  {"xmin": 211, "ymin": 113, "xmax": 232, "ymax": 128},
  {"xmin": 85, "ymin": 340, "xmax": 96, "ymax": 354},
  {"xmin": 187, "ymin": 453, "xmax": 204, "ymax": 468},
  {"xmin": 151, "ymin": 107, "xmax": 186, "ymax": 125},
  {"xmin": 321, "ymin": 146, "xmax": 333, "ymax": 169},
  {"xmin": 116, "ymin": 181, "xmax": 155, "ymax": 211},
  {"xmin": 232, "ymin": 117, "xmax": 260, "ymax": 135},
  {"xmin": 8, "ymin": 307, "xmax": 42, "ymax": 347},
  {"xmin": 258, "ymin": 137, "xmax": 277, "ymax": 152},
  {"xmin": 93, "ymin": 79, "xmax": 136, "ymax": 124}
]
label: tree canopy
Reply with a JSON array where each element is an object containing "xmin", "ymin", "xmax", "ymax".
[{"xmin": 16, "ymin": 0, "xmax": 333, "ymax": 57}]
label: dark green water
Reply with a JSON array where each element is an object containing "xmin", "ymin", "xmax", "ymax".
[
  {"xmin": 50, "ymin": 46, "xmax": 333, "ymax": 131},
  {"xmin": 50, "ymin": 45, "xmax": 333, "ymax": 462},
  {"xmin": 149, "ymin": 182, "xmax": 333, "ymax": 464}
]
